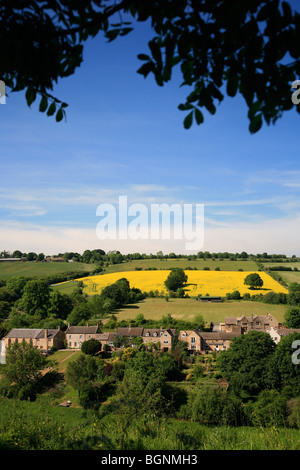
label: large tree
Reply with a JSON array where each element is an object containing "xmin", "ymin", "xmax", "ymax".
[
  {"xmin": 244, "ymin": 272, "xmax": 264, "ymax": 289},
  {"xmin": 164, "ymin": 267, "xmax": 188, "ymax": 292},
  {"xmin": 217, "ymin": 330, "xmax": 276, "ymax": 395},
  {"xmin": 1, "ymin": 1, "xmax": 299, "ymax": 131},
  {"xmin": 18, "ymin": 279, "xmax": 51, "ymax": 318},
  {"xmin": 1, "ymin": 341, "xmax": 47, "ymax": 399}
]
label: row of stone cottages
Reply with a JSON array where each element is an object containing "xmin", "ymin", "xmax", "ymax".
[{"xmin": 1, "ymin": 314, "xmax": 300, "ymax": 362}]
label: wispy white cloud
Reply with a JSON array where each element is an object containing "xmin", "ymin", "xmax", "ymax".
[{"xmin": 1, "ymin": 212, "xmax": 300, "ymax": 256}]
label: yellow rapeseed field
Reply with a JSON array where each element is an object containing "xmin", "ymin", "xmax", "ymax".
[{"xmin": 76, "ymin": 270, "xmax": 288, "ymax": 297}]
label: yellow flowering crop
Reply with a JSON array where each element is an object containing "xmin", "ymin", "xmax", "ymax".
[{"xmin": 76, "ymin": 270, "xmax": 288, "ymax": 297}]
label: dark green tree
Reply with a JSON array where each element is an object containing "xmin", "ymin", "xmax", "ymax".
[
  {"xmin": 244, "ymin": 273, "xmax": 264, "ymax": 289},
  {"xmin": 288, "ymin": 283, "xmax": 300, "ymax": 305},
  {"xmin": 266, "ymin": 332, "xmax": 300, "ymax": 394},
  {"xmin": 284, "ymin": 307, "xmax": 300, "ymax": 328},
  {"xmin": 18, "ymin": 280, "xmax": 51, "ymax": 318},
  {"xmin": 65, "ymin": 354, "xmax": 98, "ymax": 394},
  {"xmin": 1, "ymin": 1, "xmax": 299, "ymax": 132},
  {"xmin": 67, "ymin": 303, "xmax": 92, "ymax": 325},
  {"xmin": 217, "ymin": 330, "xmax": 276, "ymax": 395},
  {"xmin": 164, "ymin": 268, "xmax": 188, "ymax": 292},
  {"xmin": 5, "ymin": 276, "xmax": 28, "ymax": 297},
  {"xmin": 49, "ymin": 291, "xmax": 73, "ymax": 320},
  {"xmin": 81, "ymin": 338, "xmax": 102, "ymax": 356},
  {"xmin": 0, "ymin": 341, "xmax": 47, "ymax": 400}
]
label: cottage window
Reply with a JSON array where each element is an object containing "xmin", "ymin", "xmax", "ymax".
[
  {"xmin": 146, "ymin": 333, "xmax": 149, "ymax": 336},
  {"xmin": 154, "ymin": 333, "xmax": 157, "ymax": 337},
  {"xmin": 163, "ymin": 340, "xmax": 169, "ymax": 344},
  {"xmin": 191, "ymin": 337, "xmax": 196, "ymax": 343}
]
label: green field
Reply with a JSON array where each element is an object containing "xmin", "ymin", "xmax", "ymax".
[
  {"xmin": 0, "ymin": 395, "xmax": 298, "ymax": 450},
  {"xmin": 275, "ymin": 271, "xmax": 300, "ymax": 285},
  {"xmin": 51, "ymin": 280, "xmax": 81, "ymax": 294},
  {"xmin": 0, "ymin": 261, "xmax": 95, "ymax": 281},
  {"xmin": 104, "ymin": 258, "xmax": 259, "ymax": 273},
  {"xmin": 112, "ymin": 297, "xmax": 287, "ymax": 325}
]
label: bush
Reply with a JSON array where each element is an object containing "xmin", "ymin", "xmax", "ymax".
[
  {"xmin": 287, "ymin": 397, "xmax": 300, "ymax": 428},
  {"xmin": 249, "ymin": 390, "xmax": 288, "ymax": 427},
  {"xmin": 81, "ymin": 338, "xmax": 102, "ymax": 356},
  {"xmin": 193, "ymin": 364, "xmax": 204, "ymax": 379}
]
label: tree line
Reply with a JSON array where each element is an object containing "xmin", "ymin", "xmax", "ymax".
[{"xmin": 1, "ymin": 248, "xmax": 298, "ymax": 263}]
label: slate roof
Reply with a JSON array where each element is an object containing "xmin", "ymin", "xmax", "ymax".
[
  {"xmin": 66, "ymin": 325, "xmax": 100, "ymax": 334},
  {"xmin": 5, "ymin": 329, "xmax": 43, "ymax": 339},
  {"xmin": 200, "ymin": 331, "xmax": 241, "ymax": 340},
  {"xmin": 5, "ymin": 328, "xmax": 61, "ymax": 339},
  {"xmin": 116, "ymin": 327, "xmax": 144, "ymax": 337}
]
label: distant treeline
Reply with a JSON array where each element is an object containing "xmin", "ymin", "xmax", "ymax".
[
  {"xmin": 1, "ymin": 248, "xmax": 298, "ymax": 263},
  {"xmin": 267, "ymin": 266, "xmax": 299, "ymax": 271}
]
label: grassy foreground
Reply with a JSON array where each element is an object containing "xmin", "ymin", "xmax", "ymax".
[{"xmin": 0, "ymin": 397, "xmax": 298, "ymax": 450}]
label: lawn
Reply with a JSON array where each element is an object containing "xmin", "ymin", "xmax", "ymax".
[
  {"xmin": 107, "ymin": 297, "xmax": 287, "ymax": 325},
  {"xmin": 0, "ymin": 261, "xmax": 95, "ymax": 281},
  {"xmin": 104, "ymin": 258, "xmax": 259, "ymax": 273},
  {"xmin": 270, "ymin": 270, "xmax": 300, "ymax": 286}
]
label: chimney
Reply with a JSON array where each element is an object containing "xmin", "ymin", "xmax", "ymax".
[{"xmin": 44, "ymin": 329, "xmax": 47, "ymax": 339}]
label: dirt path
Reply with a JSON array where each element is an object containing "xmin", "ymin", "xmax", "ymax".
[{"xmin": 59, "ymin": 350, "xmax": 78, "ymax": 363}]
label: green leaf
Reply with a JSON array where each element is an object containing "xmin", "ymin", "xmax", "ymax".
[
  {"xmin": 178, "ymin": 103, "xmax": 194, "ymax": 111},
  {"xmin": 249, "ymin": 113, "xmax": 263, "ymax": 134},
  {"xmin": 119, "ymin": 27, "xmax": 133, "ymax": 36},
  {"xmin": 183, "ymin": 110, "xmax": 193, "ymax": 129},
  {"xmin": 194, "ymin": 108, "xmax": 204, "ymax": 125},
  {"xmin": 39, "ymin": 95, "xmax": 48, "ymax": 113},
  {"xmin": 248, "ymin": 101, "xmax": 262, "ymax": 118},
  {"xmin": 47, "ymin": 102, "xmax": 56, "ymax": 116},
  {"xmin": 25, "ymin": 87, "xmax": 36, "ymax": 107},
  {"xmin": 137, "ymin": 54, "xmax": 151, "ymax": 61},
  {"xmin": 55, "ymin": 108, "xmax": 64, "ymax": 122},
  {"xmin": 149, "ymin": 39, "xmax": 162, "ymax": 71},
  {"xmin": 226, "ymin": 73, "xmax": 238, "ymax": 97},
  {"xmin": 137, "ymin": 61, "xmax": 155, "ymax": 78},
  {"xmin": 105, "ymin": 29, "xmax": 120, "ymax": 42}
]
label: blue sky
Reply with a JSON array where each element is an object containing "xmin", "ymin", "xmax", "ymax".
[{"xmin": 0, "ymin": 12, "xmax": 299, "ymax": 256}]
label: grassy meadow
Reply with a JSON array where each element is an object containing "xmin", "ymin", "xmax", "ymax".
[
  {"xmin": 113, "ymin": 297, "xmax": 287, "ymax": 324},
  {"xmin": 0, "ymin": 261, "xmax": 95, "ymax": 281},
  {"xmin": 104, "ymin": 258, "xmax": 259, "ymax": 273}
]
